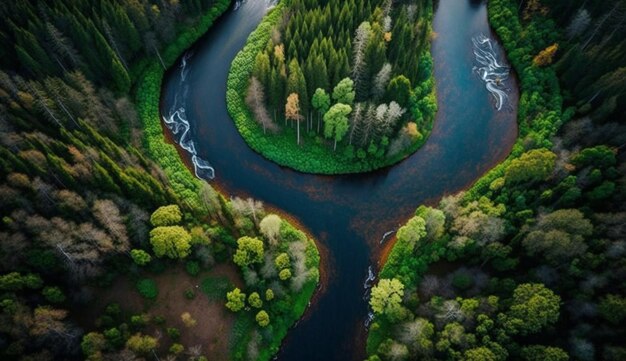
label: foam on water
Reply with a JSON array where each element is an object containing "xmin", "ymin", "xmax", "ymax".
[
  {"xmin": 472, "ymin": 34, "xmax": 510, "ymax": 111},
  {"xmin": 163, "ymin": 51, "xmax": 216, "ymax": 180}
]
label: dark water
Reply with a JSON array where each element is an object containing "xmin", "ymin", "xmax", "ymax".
[{"xmin": 160, "ymin": 0, "xmax": 518, "ymax": 359}]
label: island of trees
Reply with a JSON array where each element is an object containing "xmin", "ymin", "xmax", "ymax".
[
  {"xmin": 366, "ymin": 0, "xmax": 626, "ymax": 360},
  {"xmin": 228, "ymin": 0, "xmax": 437, "ymax": 173}
]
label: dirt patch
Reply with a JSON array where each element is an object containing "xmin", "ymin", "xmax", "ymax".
[{"xmin": 80, "ymin": 264, "xmax": 242, "ymax": 360}]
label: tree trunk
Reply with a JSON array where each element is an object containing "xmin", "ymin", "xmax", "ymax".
[
  {"xmin": 334, "ymin": 138, "xmax": 337, "ymax": 151},
  {"xmin": 317, "ymin": 112, "xmax": 321, "ymax": 133},
  {"xmin": 153, "ymin": 45, "xmax": 166, "ymax": 69}
]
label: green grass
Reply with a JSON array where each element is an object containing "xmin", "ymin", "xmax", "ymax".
[
  {"xmin": 226, "ymin": 2, "xmax": 436, "ymax": 174},
  {"xmin": 200, "ymin": 276, "xmax": 233, "ymax": 301}
]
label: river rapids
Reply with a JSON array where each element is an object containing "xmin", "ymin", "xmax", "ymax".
[{"xmin": 472, "ymin": 34, "xmax": 511, "ymax": 111}]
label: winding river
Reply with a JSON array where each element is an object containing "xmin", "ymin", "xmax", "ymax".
[{"xmin": 160, "ymin": 0, "xmax": 518, "ymax": 359}]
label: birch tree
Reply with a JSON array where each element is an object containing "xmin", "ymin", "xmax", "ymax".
[
  {"xmin": 372, "ymin": 63, "xmax": 392, "ymax": 100},
  {"xmin": 246, "ymin": 77, "xmax": 276, "ymax": 134}
]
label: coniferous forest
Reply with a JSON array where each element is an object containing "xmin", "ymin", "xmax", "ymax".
[{"xmin": 0, "ymin": 0, "xmax": 625, "ymax": 360}]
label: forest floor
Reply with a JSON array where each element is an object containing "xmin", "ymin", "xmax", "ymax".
[{"xmin": 78, "ymin": 264, "xmax": 242, "ymax": 359}]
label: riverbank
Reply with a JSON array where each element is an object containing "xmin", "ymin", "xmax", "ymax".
[
  {"xmin": 365, "ymin": 0, "xmax": 565, "ymax": 358},
  {"xmin": 134, "ymin": 1, "xmax": 324, "ymax": 360},
  {"xmin": 226, "ymin": 0, "xmax": 437, "ymax": 175}
]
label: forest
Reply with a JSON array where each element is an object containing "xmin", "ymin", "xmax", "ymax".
[
  {"xmin": 1, "ymin": 0, "xmax": 625, "ymax": 360},
  {"xmin": 0, "ymin": 0, "xmax": 320, "ymax": 360},
  {"xmin": 227, "ymin": 0, "xmax": 437, "ymax": 173},
  {"xmin": 366, "ymin": 0, "xmax": 626, "ymax": 360}
]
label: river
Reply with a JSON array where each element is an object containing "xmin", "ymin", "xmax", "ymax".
[{"xmin": 160, "ymin": 0, "xmax": 518, "ymax": 359}]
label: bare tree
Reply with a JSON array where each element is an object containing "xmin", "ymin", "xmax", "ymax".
[
  {"xmin": 372, "ymin": 63, "xmax": 392, "ymax": 100},
  {"xmin": 567, "ymin": 8, "xmax": 591, "ymax": 39},
  {"xmin": 92, "ymin": 199, "xmax": 129, "ymax": 249},
  {"xmin": 246, "ymin": 77, "xmax": 277, "ymax": 134},
  {"xmin": 46, "ymin": 23, "xmax": 82, "ymax": 69},
  {"xmin": 348, "ymin": 102, "xmax": 365, "ymax": 145},
  {"xmin": 351, "ymin": 22, "xmax": 371, "ymax": 92}
]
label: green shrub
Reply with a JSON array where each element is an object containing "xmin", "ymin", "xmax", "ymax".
[
  {"xmin": 136, "ymin": 279, "xmax": 158, "ymax": 299},
  {"xmin": 184, "ymin": 289, "xmax": 196, "ymax": 300},
  {"xmin": 452, "ymin": 273, "xmax": 474, "ymax": 290},
  {"xmin": 167, "ymin": 327, "xmax": 181, "ymax": 341},
  {"xmin": 42, "ymin": 286, "xmax": 66, "ymax": 304},
  {"xmin": 185, "ymin": 260, "xmax": 201, "ymax": 276}
]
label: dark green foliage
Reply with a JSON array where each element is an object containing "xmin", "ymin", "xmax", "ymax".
[
  {"xmin": 136, "ymin": 279, "xmax": 158, "ymax": 299},
  {"xmin": 200, "ymin": 276, "xmax": 234, "ymax": 301},
  {"xmin": 185, "ymin": 260, "xmax": 201, "ymax": 277},
  {"xmin": 42, "ymin": 286, "xmax": 66, "ymax": 304}
]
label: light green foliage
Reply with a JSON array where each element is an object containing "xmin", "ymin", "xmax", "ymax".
[
  {"xmin": 150, "ymin": 205, "xmax": 182, "ymax": 226},
  {"xmin": 323, "ymin": 103, "xmax": 352, "ymax": 149},
  {"xmin": 279, "ymin": 268, "xmax": 292, "ymax": 281},
  {"xmin": 190, "ymin": 226, "xmax": 210, "ymax": 245},
  {"xmin": 464, "ymin": 347, "xmax": 498, "ymax": 361},
  {"xmin": 149, "ymin": 226, "xmax": 192, "ymax": 259},
  {"xmin": 81, "ymin": 332, "xmax": 106, "ymax": 359},
  {"xmin": 312, "ymin": 88, "xmax": 331, "ymax": 115},
  {"xmin": 225, "ymin": 288, "xmax": 246, "ymax": 312},
  {"xmin": 370, "ymin": 278, "xmax": 407, "ymax": 322},
  {"xmin": 125, "ymin": 333, "xmax": 158, "ymax": 355},
  {"xmin": 415, "ymin": 206, "xmax": 446, "ymax": 240},
  {"xmin": 233, "ymin": 236, "xmax": 265, "ymax": 267},
  {"xmin": 169, "ymin": 343, "xmax": 184, "ymax": 355},
  {"xmin": 248, "ymin": 292, "xmax": 263, "ymax": 308},
  {"xmin": 332, "ymin": 78, "xmax": 355, "ymax": 105},
  {"xmin": 396, "ymin": 216, "xmax": 427, "ymax": 247},
  {"xmin": 256, "ymin": 310, "xmax": 270, "ymax": 327},
  {"xmin": 507, "ymin": 283, "xmax": 560, "ymax": 335},
  {"xmin": 521, "ymin": 345, "xmax": 569, "ymax": 361},
  {"xmin": 274, "ymin": 253, "xmax": 290, "ymax": 270},
  {"xmin": 265, "ymin": 288, "xmax": 274, "ymax": 301},
  {"xmin": 505, "ymin": 149, "xmax": 557, "ymax": 184},
  {"xmin": 130, "ymin": 249, "xmax": 152, "ymax": 266}
]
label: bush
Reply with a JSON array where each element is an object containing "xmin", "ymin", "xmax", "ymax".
[
  {"xmin": 150, "ymin": 205, "xmax": 182, "ymax": 226},
  {"xmin": 185, "ymin": 260, "xmax": 201, "ymax": 276},
  {"xmin": 131, "ymin": 249, "xmax": 152, "ymax": 266},
  {"xmin": 136, "ymin": 279, "xmax": 158, "ymax": 299},
  {"xmin": 184, "ymin": 289, "xmax": 196, "ymax": 300},
  {"xmin": 452, "ymin": 273, "xmax": 474, "ymax": 290},
  {"xmin": 42, "ymin": 286, "xmax": 66, "ymax": 303},
  {"xmin": 167, "ymin": 327, "xmax": 181, "ymax": 341}
]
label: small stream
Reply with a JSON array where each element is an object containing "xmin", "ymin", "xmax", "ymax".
[{"xmin": 160, "ymin": 0, "xmax": 518, "ymax": 359}]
